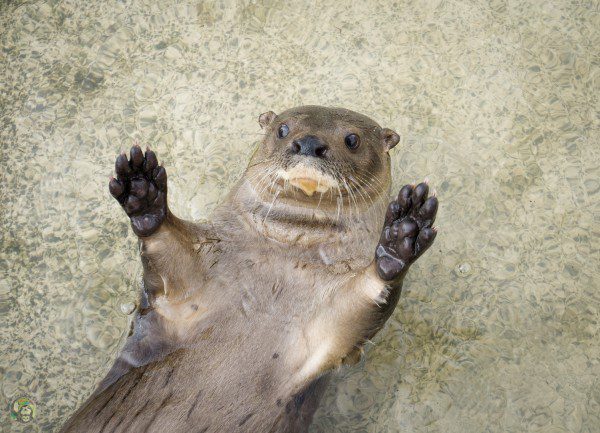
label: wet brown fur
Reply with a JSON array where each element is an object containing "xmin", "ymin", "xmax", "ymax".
[{"xmin": 61, "ymin": 106, "xmax": 421, "ymax": 433}]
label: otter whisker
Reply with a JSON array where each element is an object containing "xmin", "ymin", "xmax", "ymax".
[
  {"xmin": 246, "ymin": 158, "xmax": 271, "ymax": 169},
  {"xmin": 329, "ymin": 169, "xmax": 357, "ymax": 214},
  {"xmin": 315, "ymin": 190, "xmax": 324, "ymax": 212},
  {"xmin": 348, "ymin": 174, "xmax": 376, "ymax": 209},
  {"xmin": 363, "ymin": 175, "xmax": 388, "ymax": 203},
  {"xmin": 353, "ymin": 170, "xmax": 386, "ymax": 190},
  {"xmin": 243, "ymin": 168, "xmax": 274, "ymax": 200},
  {"xmin": 263, "ymin": 190, "xmax": 280, "ymax": 223},
  {"xmin": 255, "ymin": 168, "xmax": 278, "ymax": 199},
  {"xmin": 363, "ymin": 172, "xmax": 388, "ymax": 194},
  {"xmin": 333, "ymin": 183, "xmax": 345, "ymax": 224},
  {"xmin": 243, "ymin": 166, "xmax": 279, "ymax": 209},
  {"xmin": 352, "ymin": 172, "xmax": 384, "ymax": 207},
  {"xmin": 245, "ymin": 168, "xmax": 272, "ymax": 190},
  {"xmin": 340, "ymin": 178, "xmax": 358, "ymax": 219}
]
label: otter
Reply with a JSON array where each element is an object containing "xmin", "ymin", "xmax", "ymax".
[{"xmin": 61, "ymin": 105, "xmax": 438, "ymax": 433}]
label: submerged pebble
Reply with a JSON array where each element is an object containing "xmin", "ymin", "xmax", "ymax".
[{"xmin": 120, "ymin": 302, "xmax": 136, "ymax": 315}]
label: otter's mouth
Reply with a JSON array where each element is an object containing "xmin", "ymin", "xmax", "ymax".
[{"xmin": 276, "ymin": 165, "xmax": 338, "ymax": 197}]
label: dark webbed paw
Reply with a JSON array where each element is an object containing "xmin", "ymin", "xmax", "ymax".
[
  {"xmin": 376, "ymin": 182, "xmax": 438, "ymax": 281},
  {"xmin": 109, "ymin": 145, "xmax": 168, "ymax": 237}
]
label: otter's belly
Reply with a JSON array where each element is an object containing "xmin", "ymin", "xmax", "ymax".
[{"xmin": 61, "ymin": 309, "xmax": 324, "ymax": 433}]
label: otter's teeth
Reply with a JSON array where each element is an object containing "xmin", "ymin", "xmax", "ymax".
[{"xmin": 290, "ymin": 178, "xmax": 318, "ymax": 196}]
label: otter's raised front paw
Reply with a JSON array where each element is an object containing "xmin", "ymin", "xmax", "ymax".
[
  {"xmin": 375, "ymin": 182, "xmax": 438, "ymax": 281},
  {"xmin": 108, "ymin": 145, "xmax": 168, "ymax": 237}
]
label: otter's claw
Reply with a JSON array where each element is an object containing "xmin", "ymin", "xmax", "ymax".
[
  {"xmin": 375, "ymin": 182, "xmax": 438, "ymax": 281},
  {"xmin": 109, "ymin": 145, "xmax": 168, "ymax": 237}
]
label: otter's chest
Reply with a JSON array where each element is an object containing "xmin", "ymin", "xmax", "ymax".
[{"xmin": 206, "ymin": 239, "xmax": 365, "ymax": 316}]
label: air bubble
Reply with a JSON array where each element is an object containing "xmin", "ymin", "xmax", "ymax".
[{"xmin": 455, "ymin": 262, "xmax": 472, "ymax": 276}]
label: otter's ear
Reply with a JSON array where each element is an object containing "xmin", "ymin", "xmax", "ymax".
[
  {"xmin": 380, "ymin": 128, "xmax": 400, "ymax": 152},
  {"xmin": 258, "ymin": 111, "xmax": 277, "ymax": 129}
]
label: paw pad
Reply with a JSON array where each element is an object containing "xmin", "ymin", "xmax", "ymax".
[
  {"xmin": 109, "ymin": 145, "xmax": 168, "ymax": 237},
  {"xmin": 376, "ymin": 182, "xmax": 438, "ymax": 281}
]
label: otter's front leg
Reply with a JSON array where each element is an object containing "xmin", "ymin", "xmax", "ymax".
[
  {"xmin": 343, "ymin": 182, "xmax": 438, "ymax": 359},
  {"xmin": 296, "ymin": 183, "xmax": 438, "ymax": 385},
  {"xmin": 347, "ymin": 182, "xmax": 438, "ymax": 340},
  {"xmin": 108, "ymin": 145, "xmax": 210, "ymax": 301}
]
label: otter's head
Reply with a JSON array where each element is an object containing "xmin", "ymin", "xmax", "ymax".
[{"xmin": 245, "ymin": 105, "xmax": 399, "ymax": 217}]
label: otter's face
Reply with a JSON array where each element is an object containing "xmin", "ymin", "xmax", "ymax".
[{"xmin": 248, "ymin": 106, "xmax": 399, "ymax": 210}]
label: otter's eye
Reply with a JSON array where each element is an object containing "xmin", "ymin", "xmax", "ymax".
[
  {"xmin": 345, "ymin": 133, "xmax": 360, "ymax": 150},
  {"xmin": 277, "ymin": 124, "xmax": 289, "ymax": 139}
]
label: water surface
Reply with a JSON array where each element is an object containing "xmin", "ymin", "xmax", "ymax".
[{"xmin": 1, "ymin": 0, "xmax": 598, "ymax": 432}]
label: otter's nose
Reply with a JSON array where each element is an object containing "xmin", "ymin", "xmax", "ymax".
[{"xmin": 291, "ymin": 135, "xmax": 328, "ymax": 158}]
